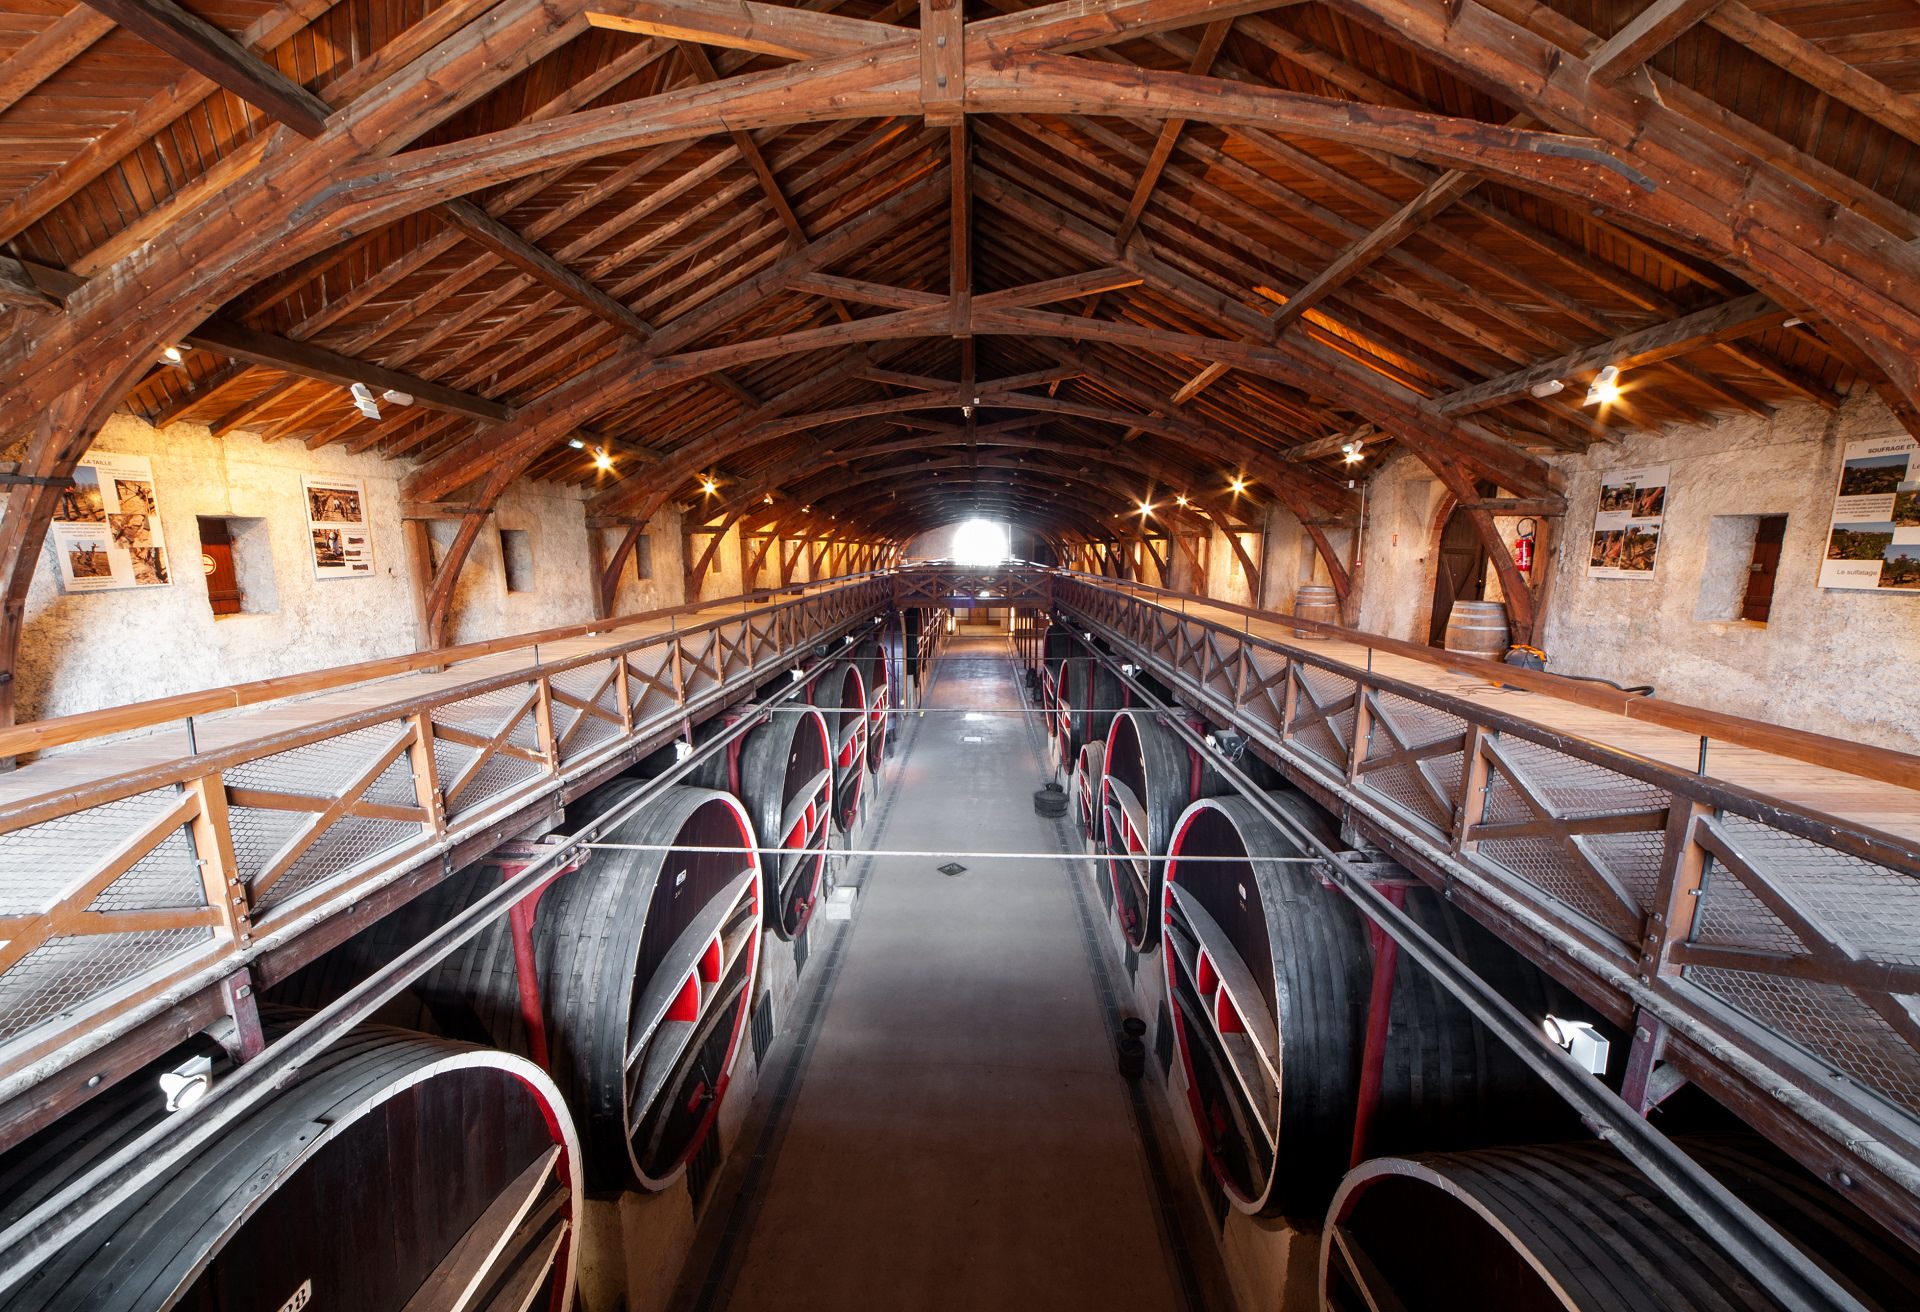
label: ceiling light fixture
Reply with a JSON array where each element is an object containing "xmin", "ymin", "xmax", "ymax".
[
  {"xmin": 1341, "ymin": 438, "xmax": 1365, "ymax": 464},
  {"xmin": 567, "ymin": 437, "xmax": 586, "ymax": 449},
  {"xmin": 161, "ymin": 345, "xmax": 186, "ymax": 366},
  {"xmin": 1229, "ymin": 477, "xmax": 1247, "ymax": 495},
  {"xmin": 593, "ymin": 447, "xmax": 614, "ymax": 472},
  {"xmin": 700, "ymin": 476, "xmax": 718, "ymax": 495},
  {"xmin": 1583, "ymin": 364, "xmax": 1621, "ymax": 407},
  {"xmin": 349, "ymin": 382, "xmax": 381, "ymax": 421},
  {"xmin": 381, "ymin": 389, "xmax": 414, "ymax": 406},
  {"xmin": 1137, "ymin": 500, "xmax": 1153, "ymax": 516},
  {"xmin": 1175, "ymin": 494, "xmax": 1189, "ymax": 507},
  {"xmin": 1529, "ymin": 378, "xmax": 1566, "ymax": 399}
]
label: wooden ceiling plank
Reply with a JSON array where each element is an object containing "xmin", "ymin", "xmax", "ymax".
[
  {"xmin": 1111, "ymin": 17, "xmax": 1230, "ymax": 250},
  {"xmin": 1707, "ymin": 1, "xmax": 1920, "ymax": 149},
  {"xmin": 0, "ymin": 7, "xmax": 117, "ymax": 118},
  {"xmin": 583, "ymin": 0, "xmax": 901, "ymax": 60}
]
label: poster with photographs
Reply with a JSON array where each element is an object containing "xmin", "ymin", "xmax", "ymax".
[
  {"xmin": 1585, "ymin": 463, "xmax": 1670, "ymax": 580},
  {"xmin": 303, "ymin": 476, "xmax": 374, "ymax": 578},
  {"xmin": 48, "ymin": 454, "xmax": 172, "ymax": 592},
  {"xmin": 1819, "ymin": 435, "xmax": 1920, "ymax": 591}
]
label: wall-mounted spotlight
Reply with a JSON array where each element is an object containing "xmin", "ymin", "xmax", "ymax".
[
  {"xmin": 161, "ymin": 345, "xmax": 186, "ymax": 366},
  {"xmin": 349, "ymin": 382, "xmax": 381, "ymax": 420},
  {"xmin": 1583, "ymin": 364, "xmax": 1621, "ymax": 407}
]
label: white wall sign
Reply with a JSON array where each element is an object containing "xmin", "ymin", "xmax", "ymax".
[
  {"xmin": 302, "ymin": 476, "xmax": 374, "ymax": 578},
  {"xmin": 1819, "ymin": 436, "xmax": 1920, "ymax": 592},
  {"xmin": 1585, "ymin": 462, "xmax": 1670, "ymax": 580},
  {"xmin": 49, "ymin": 453, "xmax": 172, "ymax": 592}
]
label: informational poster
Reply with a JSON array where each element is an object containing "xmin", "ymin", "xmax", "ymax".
[
  {"xmin": 303, "ymin": 476, "xmax": 374, "ymax": 578},
  {"xmin": 1819, "ymin": 436, "xmax": 1920, "ymax": 592},
  {"xmin": 49, "ymin": 453, "xmax": 172, "ymax": 592},
  {"xmin": 1585, "ymin": 463, "xmax": 1670, "ymax": 580}
]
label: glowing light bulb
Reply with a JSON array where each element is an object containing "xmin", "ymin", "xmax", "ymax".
[{"xmin": 593, "ymin": 448, "xmax": 615, "ymax": 471}]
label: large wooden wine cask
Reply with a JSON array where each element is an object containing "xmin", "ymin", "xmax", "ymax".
[
  {"xmin": 1442, "ymin": 599, "xmax": 1510, "ymax": 658},
  {"xmin": 1161, "ymin": 792, "xmax": 1589, "ymax": 1221},
  {"xmin": 1101, "ymin": 708, "xmax": 1222, "ymax": 951},
  {"xmin": 732, "ymin": 706, "xmax": 833, "ymax": 939},
  {"xmin": 1042, "ymin": 629, "xmax": 1077, "ymax": 745},
  {"xmin": 427, "ymin": 782, "xmax": 763, "ymax": 1194},
  {"xmin": 1051, "ymin": 646, "xmax": 1124, "ymax": 776},
  {"xmin": 852, "ymin": 635, "xmax": 891, "ymax": 776},
  {"xmin": 1321, "ymin": 1138, "xmax": 1920, "ymax": 1312},
  {"xmin": 1072, "ymin": 736, "xmax": 1107, "ymax": 844},
  {"xmin": 811, "ymin": 658, "xmax": 868, "ymax": 832},
  {"xmin": 0, "ymin": 1025, "xmax": 581, "ymax": 1311}
]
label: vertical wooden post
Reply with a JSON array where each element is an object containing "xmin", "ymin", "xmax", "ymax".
[
  {"xmin": 187, "ymin": 773, "xmax": 252, "ymax": 947},
  {"xmin": 402, "ymin": 519, "xmax": 437, "ymax": 652},
  {"xmin": 406, "ymin": 710, "xmax": 446, "ymax": 838}
]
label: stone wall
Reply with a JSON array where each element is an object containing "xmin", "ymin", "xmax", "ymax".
[{"xmin": 16, "ymin": 413, "xmax": 683, "ymax": 723}]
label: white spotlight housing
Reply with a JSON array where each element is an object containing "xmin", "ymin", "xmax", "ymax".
[
  {"xmin": 1529, "ymin": 378, "xmax": 1566, "ymax": 399},
  {"xmin": 1543, "ymin": 1016, "xmax": 1611, "ymax": 1075},
  {"xmin": 381, "ymin": 389, "xmax": 415, "ymax": 406}
]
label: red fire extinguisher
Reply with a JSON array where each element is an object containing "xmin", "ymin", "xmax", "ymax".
[{"xmin": 1513, "ymin": 517, "xmax": 1537, "ymax": 572}]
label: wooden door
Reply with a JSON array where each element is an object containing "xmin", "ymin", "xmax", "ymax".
[
  {"xmin": 199, "ymin": 518, "xmax": 243, "ymax": 616},
  {"xmin": 1740, "ymin": 515, "xmax": 1788, "ymax": 622}
]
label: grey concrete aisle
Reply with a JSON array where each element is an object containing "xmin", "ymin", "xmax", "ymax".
[{"xmin": 711, "ymin": 632, "xmax": 1189, "ymax": 1311}]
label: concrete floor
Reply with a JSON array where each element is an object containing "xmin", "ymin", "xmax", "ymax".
[{"xmin": 715, "ymin": 632, "xmax": 1186, "ymax": 1311}]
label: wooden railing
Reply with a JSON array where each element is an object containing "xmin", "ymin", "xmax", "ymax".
[
  {"xmin": 1047, "ymin": 569, "xmax": 1920, "ymax": 1242},
  {"xmin": 0, "ymin": 574, "xmax": 890, "ymax": 1110}
]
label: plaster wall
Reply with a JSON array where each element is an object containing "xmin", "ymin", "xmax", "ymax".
[
  {"xmin": 1538, "ymin": 394, "xmax": 1920, "ymax": 751},
  {"xmin": 17, "ymin": 413, "xmax": 656, "ymax": 725},
  {"xmin": 602, "ymin": 514, "xmax": 689, "ymax": 616},
  {"xmin": 1351, "ymin": 451, "xmax": 1447, "ymax": 641}
]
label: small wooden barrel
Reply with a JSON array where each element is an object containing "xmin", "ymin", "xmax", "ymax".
[
  {"xmin": 1442, "ymin": 599, "xmax": 1509, "ymax": 658},
  {"xmin": 1292, "ymin": 583, "xmax": 1339, "ymax": 638}
]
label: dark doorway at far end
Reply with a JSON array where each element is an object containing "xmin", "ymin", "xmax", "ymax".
[{"xmin": 1428, "ymin": 483, "xmax": 1498, "ymax": 647}]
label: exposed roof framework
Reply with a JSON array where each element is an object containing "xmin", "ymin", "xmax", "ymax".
[{"xmin": 2, "ymin": 0, "xmax": 1917, "ymax": 662}]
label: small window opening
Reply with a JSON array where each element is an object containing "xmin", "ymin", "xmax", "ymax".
[
  {"xmin": 197, "ymin": 516, "xmax": 276, "ymax": 617},
  {"xmin": 1694, "ymin": 514, "xmax": 1787, "ymax": 624},
  {"xmin": 633, "ymin": 533, "xmax": 653, "ymax": 581},
  {"xmin": 499, "ymin": 528, "xmax": 533, "ymax": 593}
]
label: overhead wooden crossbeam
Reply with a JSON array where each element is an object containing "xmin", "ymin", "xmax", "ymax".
[
  {"xmin": 0, "ymin": 257, "xmax": 61, "ymax": 315},
  {"xmin": 78, "ymin": 0, "xmax": 331, "ymax": 137},
  {"xmin": 1588, "ymin": 0, "xmax": 1725, "ymax": 83},
  {"xmin": 182, "ymin": 320, "xmax": 512, "ymax": 424},
  {"xmin": 1112, "ymin": 18, "xmax": 1231, "ymax": 249}
]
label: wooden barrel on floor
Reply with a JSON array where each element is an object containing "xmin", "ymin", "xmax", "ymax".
[
  {"xmin": 1161, "ymin": 792, "xmax": 1591, "ymax": 1222},
  {"xmin": 1321, "ymin": 1138, "xmax": 1920, "ymax": 1312},
  {"xmin": 427, "ymin": 782, "xmax": 763, "ymax": 1194},
  {"xmin": 1101, "ymin": 708, "xmax": 1222, "ymax": 951},
  {"xmin": 735, "ymin": 706, "xmax": 833, "ymax": 939},
  {"xmin": 852, "ymin": 635, "xmax": 890, "ymax": 776},
  {"xmin": 812, "ymin": 658, "xmax": 868, "ymax": 832},
  {"xmin": 1072, "ymin": 736, "xmax": 1107, "ymax": 844},
  {"xmin": 1442, "ymin": 599, "xmax": 1509, "ymax": 658},
  {"xmin": 1292, "ymin": 583, "xmax": 1339, "ymax": 637},
  {"xmin": 0, "ymin": 1025, "xmax": 581, "ymax": 1311},
  {"xmin": 1052, "ymin": 647, "xmax": 1124, "ymax": 777}
]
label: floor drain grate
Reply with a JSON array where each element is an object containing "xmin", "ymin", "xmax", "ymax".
[{"xmin": 937, "ymin": 862, "xmax": 967, "ymax": 877}]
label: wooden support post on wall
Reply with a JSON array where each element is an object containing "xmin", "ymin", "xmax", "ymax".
[{"xmin": 401, "ymin": 520, "xmax": 437, "ymax": 653}]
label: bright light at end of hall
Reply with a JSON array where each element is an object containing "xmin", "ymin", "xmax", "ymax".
[{"xmin": 952, "ymin": 518, "xmax": 1010, "ymax": 566}]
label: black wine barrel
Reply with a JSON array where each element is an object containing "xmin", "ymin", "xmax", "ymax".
[
  {"xmin": 1321, "ymin": 1138, "xmax": 1920, "ymax": 1312},
  {"xmin": 0, "ymin": 1025, "xmax": 580, "ymax": 1311},
  {"xmin": 1072, "ymin": 737, "xmax": 1106, "ymax": 844},
  {"xmin": 1101, "ymin": 708, "xmax": 1222, "ymax": 951},
  {"xmin": 811, "ymin": 658, "xmax": 868, "ymax": 832},
  {"xmin": 1052, "ymin": 647, "xmax": 1123, "ymax": 776},
  {"xmin": 427, "ymin": 782, "xmax": 763, "ymax": 1194},
  {"xmin": 737, "ymin": 705, "xmax": 833, "ymax": 939},
  {"xmin": 1162, "ymin": 792, "xmax": 1589, "ymax": 1221},
  {"xmin": 852, "ymin": 636, "xmax": 890, "ymax": 776}
]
